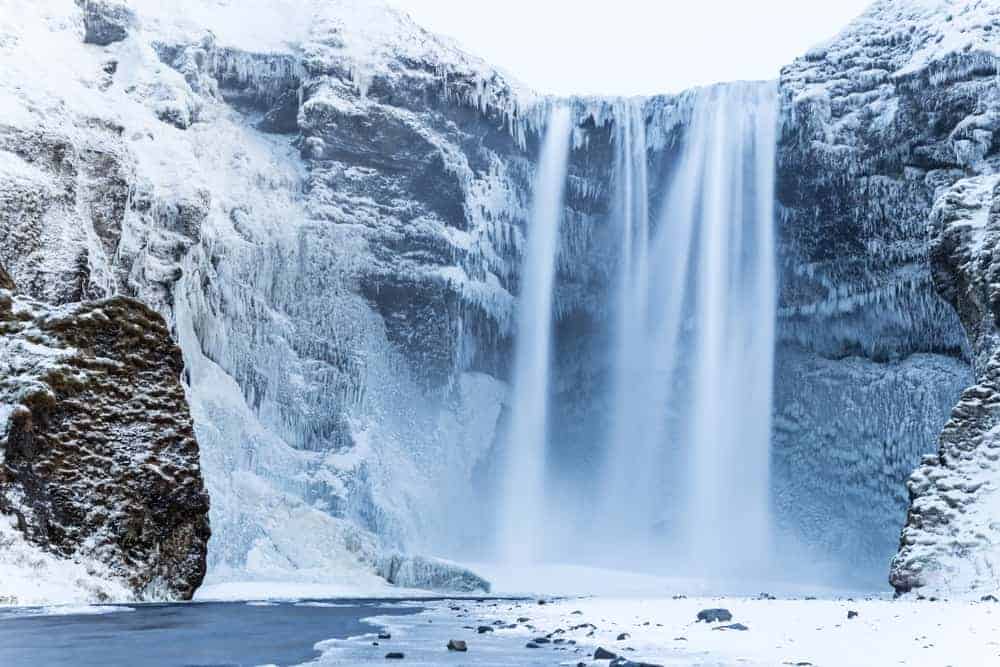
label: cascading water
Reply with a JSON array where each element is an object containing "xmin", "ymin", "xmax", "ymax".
[
  {"xmin": 599, "ymin": 99, "xmax": 655, "ymax": 541},
  {"xmin": 496, "ymin": 107, "xmax": 573, "ymax": 564},
  {"xmin": 599, "ymin": 82, "xmax": 778, "ymax": 581}
]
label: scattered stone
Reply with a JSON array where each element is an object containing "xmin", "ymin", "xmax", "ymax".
[
  {"xmin": 492, "ymin": 620, "xmax": 505, "ymax": 625},
  {"xmin": 617, "ymin": 632, "xmax": 631, "ymax": 640},
  {"xmin": 697, "ymin": 608, "xmax": 733, "ymax": 623},
  {"xmin": 672, "ymin": 594, "xmax": 687, "ymax": 600},
  {"xmin": 981, "ymin": 594, "xmax": 999, "ymax": 602},
  {"xmin": 525, "ymin": 642, "xmax": 542, "ymax": 649},
  {"xmin": 517, "ymin": 617, "xmax": 531, "ymax": 623},
  {"xmin": 447, "ymin": 640, "xmax": 467, "ymax": 652},
  {"xmin": 713, "ymin": 623, "xmax": 749, "ymax": 631},
  {"xmin": 757, "ymin": 592, "xmax": 777, "ymax": 600},
  {"xmin": 532, "ymin": 637, "xmax": 551, "ymax": 644},
  {"xmin": 538, "ymin": 599, "xmax": 548, "ymax": 605},
  {"xmin": 477, "ymin": 626, "xmax": 494, "ymax": 634},
  {"xmin": 385, "ymin": 652, "xmax": 404, "ymax": 660},
  {"xmin": 594, "ymin": 647, "xmax": 618, "ymax": 659},
  {"xmin": 378, "ymin": 632, "xmax": 392, "ymax": 640},
  {"xmin": 847, "ymin": 610, "xmax": 859, "ymax": 619},
  {"xmin": 571, "ymin": 610, "xmax": 583, "ymax": 615}
]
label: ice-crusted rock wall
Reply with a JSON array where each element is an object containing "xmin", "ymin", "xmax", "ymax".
[
  {"xmin": 4, "ymin": 0, "xmax": 998, "ymax": 597},
  {"xmin": 891, "ymin": 175, "xmax": 1000, "ymax": 597},
  {"xmin": 2, "ymin": 0, "xmax": 553, "ymax": 590},
  {"xmin": 772, "ymin": 0, "xmax": 1000, "ymax": 584},
  {"xmin": 0, "ymin": 273, "xmax": 209, "ymax": 603}
]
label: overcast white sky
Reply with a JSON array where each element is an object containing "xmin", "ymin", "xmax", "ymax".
[{"xmin": 389, "ymin": 0, "xmax": 873, "ymax": 96}]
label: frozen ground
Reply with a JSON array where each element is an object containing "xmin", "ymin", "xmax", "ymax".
[{"xmin": 316, "ymin": 594, "xmax": 1000, "ymax": 666}]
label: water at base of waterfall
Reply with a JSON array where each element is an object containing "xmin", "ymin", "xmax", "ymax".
[{"xmin": 0, "ymin": 600, "xmax": 422, "ymax": 666}]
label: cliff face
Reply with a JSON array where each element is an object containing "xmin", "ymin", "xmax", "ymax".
[
  {"xmin": 0, "ymin": 276, "xmax": 209, "ymax": 603},
  {"xmin": 891, "ymin": 175, "xmax": 1000, "ymax": 596},
  {"xmin": 3, "ymin": 0, "xmax": 998, "ymax": 599},
  {"xmin": 774, "ymin": 0, "xmax": 998, "ymax": 584}
]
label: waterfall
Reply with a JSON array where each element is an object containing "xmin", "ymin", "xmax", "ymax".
[
  {"xmin": 496, "ymin": 106, "xmax": 573, "ymax": 564},
  {"xmin": 685, "ymin": 83, "xmax": 777, "ymax": 578},
  {"xmin": 600, "ymin": 99, "xmax": 655, "ymax": 541},
  {"xmin": 600, "ymin": 83, "xmax": 778, "ymax": 580}
]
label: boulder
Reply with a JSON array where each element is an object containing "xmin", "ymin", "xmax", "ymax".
[{"xmin": 697, "ymin": 608, "xmax": 733, "ymax": 623}]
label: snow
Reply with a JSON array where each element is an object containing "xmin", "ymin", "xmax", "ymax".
[
  {"xmin": 313, "ymin": 595, "xmax": 1000, "ymax": 666},
  {"xmin": 0, "ymin": 514, "xmax": 133, "ymax": 607}
]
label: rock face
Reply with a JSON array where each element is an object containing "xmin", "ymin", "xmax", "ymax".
[
  {"xmin": 891, "ymin": 176, "xmax": 1000, "ymax": 596},
  {"xmin": 0, "ymin": 281, "xmax": 209, "ymax": 601},
  {"xmin": 774, "ymin": 0, "xmax": 998, "ymax": 583}
]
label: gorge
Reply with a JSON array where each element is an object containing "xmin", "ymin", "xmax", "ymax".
[{"xmin": 0, "ymin": 0, "xmax": 999, "ymax": 630}]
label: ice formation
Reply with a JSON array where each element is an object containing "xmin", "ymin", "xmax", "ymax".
[{"xmin": 1, "ymin": 0, "xmax": 999, "ymax": 603}]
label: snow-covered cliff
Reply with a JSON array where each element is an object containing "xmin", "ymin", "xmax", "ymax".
[{"xmin": 2, "ymin": 0, "xmax": 999, "ymax": 601}]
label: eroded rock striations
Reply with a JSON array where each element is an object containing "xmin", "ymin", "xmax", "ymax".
[{"xmin": 0, "ymin": 274, "xmax": 209, "ymax": 601}]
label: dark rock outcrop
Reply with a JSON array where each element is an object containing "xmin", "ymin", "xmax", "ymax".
[
  {"xmin": 77, "ymin": 0, "xmax": 135, "ymax": 46},
  {"xmin": 0, "ymin": 265, "xmax": 13, "ymax": 291},
  {"xmin": 0, "ymin": 288, "xmax": 210, "ymax": 600}
]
